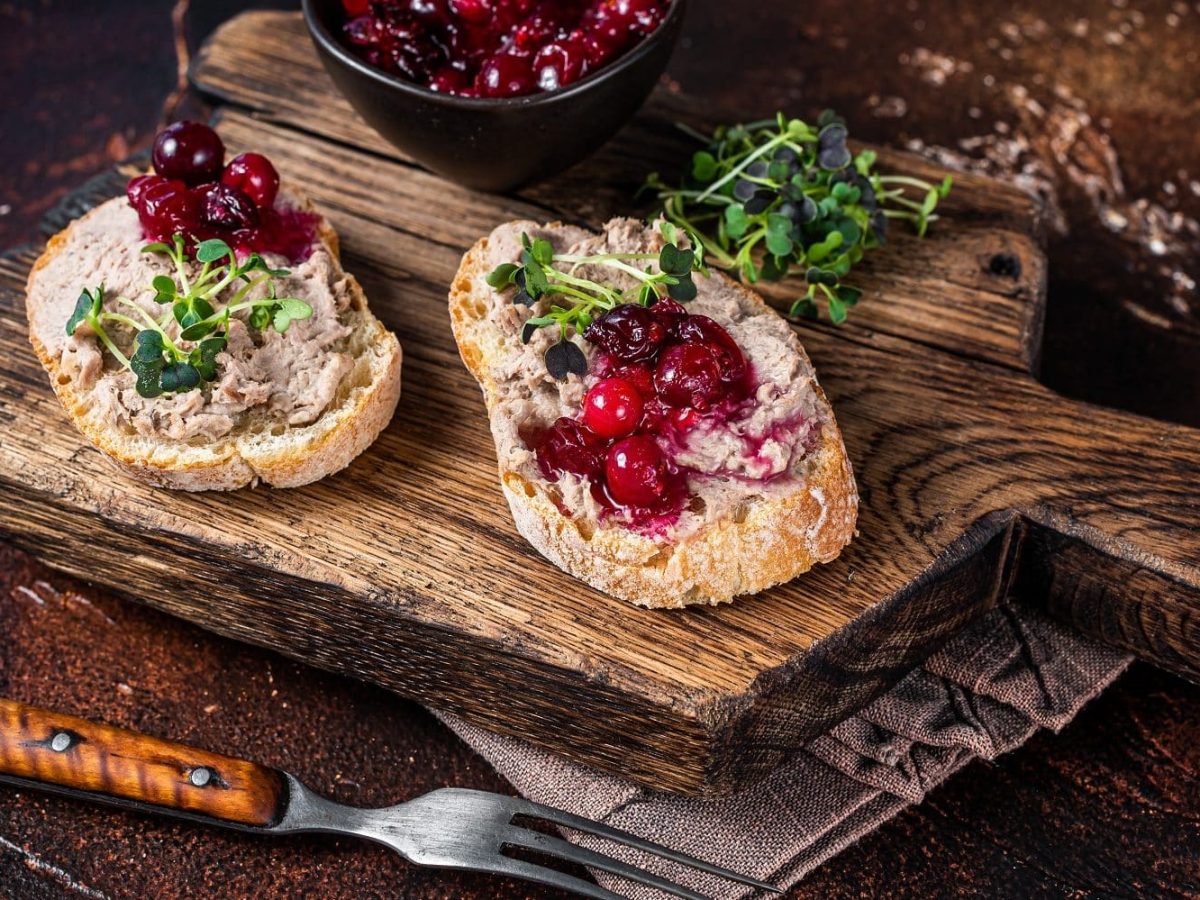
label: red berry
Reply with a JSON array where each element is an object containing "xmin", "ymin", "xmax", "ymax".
[
  {"xmin": 614, "ymin": 0, "xmax": 665, "ymax": 33},
  {"xmin": 342, "ymin": 0, "xmax": 371, "ymax": 14},
  {"xmin": 577, "ymin": 28, "xmax": 624, "ymax": 66},
  {"xmin": 449, "ymin": 0, "xmax": 492, "ymax": 24},
  {"xmin": 137, "ymin": 179, "xmax": 197, "ymax": 240},
  {"xmin": 607, "ymin": 362, "xmax": 655, "ymax": 398},
  {"xmin": 428, "ymin": 65, "xmax": 471, "ymax": 93},
  {"xmin": 126, "ymin": 174, "xmax": 168, "ymax": 210},
  {"xmin": 649, "ymin": 296, "xmax": 688, "ymax": 332},
  {"xmin": 583, "ymin": 377, "xmax": 644, "ymax": 439},
  {"xmin": 605, "ymin": 435, "xmax": 670, "ymax": 507},
  {"xmin": 195, "ymin": 183, "xmax": 260, "ymax": 231},
  {"xmin": 476, "ymin": 51, "xmax": 535, "ymax": 97},
  {"xmin": 152, "ymin": 121, "xmax": 225, "ymax": 186},
  {"xmin": 584, "ymin": 304, "xmax": 666, "ymax": 363},
  {"xmin": 654, "ymin": 341, "xmax": 726, "ymax": 409},
  {"xmin": 675, "ymin": 315, "xmax": 747, "ymax": 388},
  {"xmin": 221, "ymin": 152, "xmax": 280, "ymax": 210},
  {"xmin": 535, "ymin": 417, "xmax": 605, "ymax": 479},
  {"xmin": 343, "ymin": 14, "xmax": 380, "ymax": 45},
  {"xmin": 533, "ymin": 39, "xmax": 587, "ymax": 90}
]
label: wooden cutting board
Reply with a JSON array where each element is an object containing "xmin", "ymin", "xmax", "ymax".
[{"xmin": 1, "ymin": 10, "xmax": 1197, "ymax": 796}]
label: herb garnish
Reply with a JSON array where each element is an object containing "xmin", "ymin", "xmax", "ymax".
[
  {"xmin": 66, "ymin": 235, "xmax": 313, "ymax": 398},
  {"xmin": 645, "ymin": 111, "xmax": 952, "ymax": 323},
  {"xmin": 486, "ymin": 223, "xmax": 705, "ymax": 379}
]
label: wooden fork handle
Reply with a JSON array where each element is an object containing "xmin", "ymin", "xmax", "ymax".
[{"xmin": 0, "ymin": 698, "xmax": 287, "ymax": 828}]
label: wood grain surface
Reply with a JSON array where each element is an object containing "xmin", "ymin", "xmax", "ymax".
[
  {"xmin": 0, "ymin": 699, "xmax": 286, "ymax": 828},
  {"xmin": 0, "ymin": 10, "xmax": 1197, "ymax": 797}
]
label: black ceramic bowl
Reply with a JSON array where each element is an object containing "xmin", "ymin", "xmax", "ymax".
[{"xmin": 302, "ymin": 0, "xmax": 686, "ymax": 193}]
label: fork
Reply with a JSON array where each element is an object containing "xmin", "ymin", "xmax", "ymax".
[{"xmin": 0, "ymin": 699, "xmax": 778, "ymax": 899}]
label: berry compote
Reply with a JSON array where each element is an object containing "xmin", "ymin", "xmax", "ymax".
[
  {"xmin": 533, "ymin": 297, "xmax": 756, "ymax": 531},
  {"xmin": 338, "ymin": 0, "xmax": 672, "ymax": 99},
  {"xmin": 126, "ymin": 122, "xmax": 318, "ymax": 262}
]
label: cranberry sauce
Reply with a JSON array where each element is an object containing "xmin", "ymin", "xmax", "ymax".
[
  {"xmin": 126, "ymin": 122, "xmax": 318, "ymax": 263},
  {"xmin": 532, "ymin": 298, "xmax": 801, "ymax": 533},
  {"xmin": 338, "ymin": 0, "xmax": 671, "ymax": 99}
]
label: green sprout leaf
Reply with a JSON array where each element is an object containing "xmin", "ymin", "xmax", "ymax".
[
  {"xmin": 486, "ymin": 263, "xmax": 519, "ymax": 289},
  {"xmin": 191, "ymin": 335, "xmax": 227, "ymax": 381},
  {"xmin": 272, "ymin": 297, "xmax": 313, "ymax": 333},
  {"xmin": 195, "ymin": 238, "xmax": 234, "ymax": 264},
  {"xmin": 544, "ymin": 339, "xmax": 588, "ymax": 381},
  {"xmin": 827, "ymin": 293, "xmax": 849, "ymax": 324},
  {"xmin": 691, "ymin": 150, "xmax": 718, "ymax": 180},
  {"xmin": 157, "ymin": 362, "xmax": 200, "ymax": 393},
  {"xmin": 529, "ymin": 238, "xmax": 554, "ymax": 267},
  {"xmin": 130, "ymin": 330, "xmax": 167, "ymax": 398},
  {"xmin": 66, "ymin": 287, "xmax": 103, "ymax": 336},
  {"xmin": 667, "ymin": 275, "xmax": 698, "ymax": 302},
  {"xmin": 724, "ymin": 204, "xmax": 750, "ymax": 239},
  {"xmin": 659, "ymin": 243, "xmax": 694, "ymax": 277}
]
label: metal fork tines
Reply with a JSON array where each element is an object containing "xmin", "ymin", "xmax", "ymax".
[{"xmin": 277, "ymin": 779, "xmax": 781, "ymax": 899}]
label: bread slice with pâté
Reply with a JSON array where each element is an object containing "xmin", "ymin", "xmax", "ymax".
[
  {"xmin": 450, "ymin": 217, "xmax": 858, "ymax": 608},
  {"xmin": 25, "ymin": 188, "xmax": 402, "ymax": 491}
]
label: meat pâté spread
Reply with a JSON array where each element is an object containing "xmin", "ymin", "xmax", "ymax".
[{"xmin": 27, "ymin": 195, "xmax": 356, "ymax": 443}]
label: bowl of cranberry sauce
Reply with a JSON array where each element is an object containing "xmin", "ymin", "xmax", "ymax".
[{"xmin": 302, "ymin": 0, "xmax": 685, "ymax": 191}]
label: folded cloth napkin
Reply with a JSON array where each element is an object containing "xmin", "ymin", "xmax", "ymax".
[{"xmin": 441, "ymin": 600, "xmax": 1130, "ymax": 898}]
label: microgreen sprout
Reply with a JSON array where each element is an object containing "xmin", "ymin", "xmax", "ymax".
[
  {"xmin": 66, "ymin": 235, "xmax": 314, "ymax": 398},
  {"xmin": 485, "ymin": 222, "xmax": 706, "ymax": 378},
  {"xmin": 644, "ymin": 110, "xmax": 953, "ymax": 323}
]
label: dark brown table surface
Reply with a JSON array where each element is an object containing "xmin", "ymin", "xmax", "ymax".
[{"xmin": 2, "ymin": 1, "xmax": 1198, "ymax": 897}]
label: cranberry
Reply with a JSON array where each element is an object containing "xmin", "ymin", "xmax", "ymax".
[
  {"xmin": 654, "ymin": 341, "xmax": 726, "ymax": 410},
  {"xmin": 675, "ymin": 315, "xmax": 747, "ymax": 388},
  {"xmin": 343, "ymin": 14, "xmax": 380, "ymax": 45},
  {"xmin": 341, "ymin": 0, "xmax": 371, "ymax": 14},
  {"xmin": 536, "ymin": 417, "xmax": 605, "ymax": 479},
  {"xmin": 584, "ymin": 305, "xmax": 666, "ymax": 363},
  {"xmin": 126, "ymin": 174, "xmax": 169, "ymax": 210},
  {"xmin": 195, "ymin": 183, "xmax": 260, "ymax": 231},
  {"xmin": 533, "ymin": 39, "xmax": 588, "ymax": 90},
  {"xmin": 410, "ymin": 0, "xmax": 452, "ymax": 23},
  {"xmin": 449, "ymin": 0, "xmax": 492, "ymax": 24},
  {"xmin": 649, "ymin": 296, "xmax": 688, "ymax": 333},
  {"xmin": 138, "ymin": 180, "xmax": 198, "ymax": 241},
  {"xmin": 605, "ymin": 435, "xmax": 671, "ymax": 507},
  {"xmin": 152, "ymin": 121, "xmax": 225, "ymax": 186},
  {"xmin": 607, "ymin": 362, "xmax": 655, "ymax": 398},
  {"xmin": 582, "ymin": 377, "xmax": 644, "ymax": 439},
  {"xmin": 577, "ymin": 28, "xmax": 624, "ymax": 66},
  {"xmin": 616, "ymin": 0, "xmax": 666, "ymax": 33},
  {"xmin": 221, "ymin": 152, "xmax": 280, "ymax": 210},
  {"xmin": 429, "ymin": 65, "xmax": 472, "ymax": 93},
  {"xmin": 511, "ymin": 12, "xmax": 564, "ymax": 53},
  {"xmin": 476, "ymin": 51, "xmax": 535, "ymax": 97}
]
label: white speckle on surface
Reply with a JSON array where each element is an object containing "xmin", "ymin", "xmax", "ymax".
[{"xmin": 808, "ymin": 486, "xmax": 828, "ymax": 545}]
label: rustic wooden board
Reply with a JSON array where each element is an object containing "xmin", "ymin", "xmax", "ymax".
[{"xmin": 0, "ymin": 10, "xmax": 1197, "ymax": 796}]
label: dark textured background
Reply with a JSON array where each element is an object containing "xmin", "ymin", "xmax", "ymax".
[{"xmin": 1, "ymin": 0, "xmax": 1198, "ymax": 896}]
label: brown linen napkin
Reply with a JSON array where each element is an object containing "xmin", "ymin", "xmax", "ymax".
[{"xmin": 440, "ymin": 599, "xmax": 1130, "ymax": 898}]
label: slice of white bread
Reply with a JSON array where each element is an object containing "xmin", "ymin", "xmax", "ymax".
[
  {"xmin": 450, "ymin": 219, "xmax": 858, "ymax": 608},
  {"xmin": 26, "ymin": 190, "xmax": 402, "ymax": 491}
]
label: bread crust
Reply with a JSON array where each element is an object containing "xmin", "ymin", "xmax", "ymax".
[
  {"xmin": 450, "ymin": 229, "xmax": 859, "ymax": 608},
  {"xmin": 26, "ymin": 196, "xmax": 402, "ymax": 491}
]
